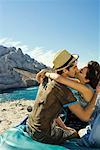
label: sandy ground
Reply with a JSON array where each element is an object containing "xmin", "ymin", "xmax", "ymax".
[{"xmin": 0, "ymin": 100, "xmax": 34, "ymax": 134}]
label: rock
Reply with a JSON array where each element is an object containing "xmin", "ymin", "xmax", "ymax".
[
  {"xmin": 0, "ymin": 45, "xmax": 47, "ymax": 90},
  {"xmin": 0, "ymin": 46, "xmax": 10, "ymax": 57},
  {"xmin": 2, "ymin": 108, "xmax": 7, "ymax": 111},
  {"xmin": 8, "ymin": 121, "xmax": 12, "ymax": 125},
  {"xmin": 27, "ymin": 106, "xmax": 32, "ymax": 112},
  {"xmin": 20, "ymin": 107, "xmax": 24, "ymax": 110},
  {"xmin": 25, "ymin": 79, "xmax": 39, "ymax": 87}
]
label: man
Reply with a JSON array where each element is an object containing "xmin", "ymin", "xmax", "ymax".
[{"xmin": 26, "ymin": 49, "xmax": 97, "ymax": 144}]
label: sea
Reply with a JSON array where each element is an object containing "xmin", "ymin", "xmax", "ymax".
[{"xmin": 0, "ymin": 86, "xmax": 38, "ymax": 102}]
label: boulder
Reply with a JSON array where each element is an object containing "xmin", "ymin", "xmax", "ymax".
[{"xmin": 0, "ymin": 45, "xmax": 47, "ymax": 90}]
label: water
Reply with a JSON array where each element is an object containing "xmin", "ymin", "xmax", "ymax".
[{"xmin": 0, "ymin": 86, "xmax": 38, "ymax": 102}]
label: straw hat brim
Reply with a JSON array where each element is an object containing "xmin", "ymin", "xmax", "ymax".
[{"xmin": 55, "ymin": 54, "xmax": 79, "ymax": 71}]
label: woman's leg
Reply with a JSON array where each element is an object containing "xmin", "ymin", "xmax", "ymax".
[{"xmin": 88, "ymin": 113, "xmax": 100, "ymax": 147}]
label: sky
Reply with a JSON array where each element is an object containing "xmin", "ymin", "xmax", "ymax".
[{"xmin": 0, "ymin": 0, "xmax": 100, "ymax": 68}]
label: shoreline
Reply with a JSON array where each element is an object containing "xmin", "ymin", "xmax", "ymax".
[
  {"xmin": 0, "ymin": 100, "xmax": 34, "ymax": 134},
  {"xmin": 0, "ymin": 85, "xmax": 39, "ymax": 94}
]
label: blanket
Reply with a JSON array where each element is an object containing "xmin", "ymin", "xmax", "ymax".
[{"xmin": 0, "ymin": 125, "xmax": 99, "ymax": 150}]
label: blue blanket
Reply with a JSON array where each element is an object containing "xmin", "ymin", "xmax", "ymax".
[
  {"xmin": 0, "ymin": 125, "xmax": 99, "ymax": 150},
  {"xmin": 0, "ymin": 125, "xmax": 67, "ymax": 150}
]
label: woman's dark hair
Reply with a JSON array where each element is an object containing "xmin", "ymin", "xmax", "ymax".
[{"xmin": 86, "ymin": 61, "xmax": 100, "ymax": 89}]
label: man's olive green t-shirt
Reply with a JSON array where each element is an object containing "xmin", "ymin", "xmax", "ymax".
[{"xmin": 27, "ymin": 80, "xmax": 77, "ymax": 134}]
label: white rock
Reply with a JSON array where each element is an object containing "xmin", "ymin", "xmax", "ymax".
[{"xmin": 0, "ymin": 46, "xmax": 47, "ymax": 90}]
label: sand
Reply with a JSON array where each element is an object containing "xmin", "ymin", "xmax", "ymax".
[{"xmin": 0, "ymin": 100, "xmax": 34, "ymax": 134}]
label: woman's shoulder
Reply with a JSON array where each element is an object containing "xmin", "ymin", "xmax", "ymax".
[{"xmin": 85, "ymin": 84, "xmax": 95, "ymax": 92}]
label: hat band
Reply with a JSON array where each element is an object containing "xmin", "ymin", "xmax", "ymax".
[{"xmin": 55, "ymin": 55, "xmax": 73, "ymax": 70}]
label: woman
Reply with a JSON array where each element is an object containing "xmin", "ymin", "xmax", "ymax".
[
  {"xmin": 66, "ymin": 84, "xmax": 100, "ymax": 148},
  {"xmin": 36, "ymin": 61, "xmax": 100, "ymax": 131}
]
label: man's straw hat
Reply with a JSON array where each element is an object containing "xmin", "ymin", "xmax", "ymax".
[{"xmin": 52, "ymin": 49, "xmax": 79, "ymax": 71}]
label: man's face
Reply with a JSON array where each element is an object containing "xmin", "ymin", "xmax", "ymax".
[{"xmin": 67, "ymin": 62, "xmax": 78, "ymax": 78}]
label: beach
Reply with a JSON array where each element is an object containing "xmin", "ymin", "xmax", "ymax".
[{"xmin": 0, "ymin": 100, "xmax": 34, "ymax": 134}]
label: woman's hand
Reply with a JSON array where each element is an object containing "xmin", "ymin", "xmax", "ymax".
[
  {"xmin": 36, "ymin": 69, "xmax": 48, "ymax": 83},
  {"xmin": 45, "ymin": 72, "xmax": 60, "ymax": 80}
]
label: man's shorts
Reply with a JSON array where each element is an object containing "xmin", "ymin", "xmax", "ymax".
[{"xmin": 26, "ymin": 123, "xmax": 76, "ymax": 144}]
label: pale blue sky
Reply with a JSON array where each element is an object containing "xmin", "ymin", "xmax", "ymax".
[{"xmin": 0, "ymin": 0, "xmax": 99, "ymax": 67}]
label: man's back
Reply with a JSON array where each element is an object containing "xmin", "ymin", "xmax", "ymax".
[{"xmin": 27, "ymin": 79, "xmax": 76, "ymax": 134}]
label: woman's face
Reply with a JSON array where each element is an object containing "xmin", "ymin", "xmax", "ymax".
[{"xmin": 76, "ymin": 66, "xmax": 89, "ymax": 84}]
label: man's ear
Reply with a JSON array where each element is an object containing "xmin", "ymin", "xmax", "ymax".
[{"xmin": 63, "ymin": 68, "xmax": 68, "ymax": 74}]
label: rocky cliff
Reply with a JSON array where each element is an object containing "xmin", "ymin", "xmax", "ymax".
[{"xmin": 0, "ymin": 45, "xmax": 47, "ymax": 91}]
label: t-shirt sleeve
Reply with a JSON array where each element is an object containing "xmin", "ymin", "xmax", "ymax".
[{"xmin": 59, "ymin": 86, "xmax": 78, "ymax": 106}]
